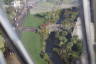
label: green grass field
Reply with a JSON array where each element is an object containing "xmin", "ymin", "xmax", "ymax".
[
  {"xmin": 23, "ymin": 14, "xmax": 45, "ymax": 27},
  {"xmin": 21, "ymin": 14, "xmax": 47, "ymax": 64},
  {"xmin": 21, "ymin": 32, "xmax": 46, "ymax": 64}
]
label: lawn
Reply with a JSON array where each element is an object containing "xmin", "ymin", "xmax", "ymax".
[
  {"xmin": 21, "ymin": 32, "xmax": 46, "ymax": 64},
  {"xmin": 23, "ymin": 14, "xmax": 45, "ymax": 27},
  {"xmin": 21, "ymin": 14, "xmax": 47, "ymax": 64}
]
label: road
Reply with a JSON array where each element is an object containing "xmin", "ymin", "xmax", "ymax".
[
  {"xmin": 13, "ymin": 0, "xmax": 41, "ymax": 33},
  {"xmin": 30, "ymin": 3, "xmax": 78, "ymax": 14},
  {"xmin": 13, "ymin": 6, "xmax": 29, "ymax": 30},
  {"xmin": 22, "ymin": 27, "xmax": 37, "ymax": 32}
]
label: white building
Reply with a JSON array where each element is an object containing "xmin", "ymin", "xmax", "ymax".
[
  {"xmin": 72, "ymin": 17, "xmax": 95, "ymax": 44},
  {"xmin": 11, "ymin": 0, "xmax": 23, "ymax": 9},
  {"xmin": 72, "ymin": 17, "xmax": 83, "ymax": 39}
]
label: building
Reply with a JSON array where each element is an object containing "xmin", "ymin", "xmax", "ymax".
[
  {"xmin": 72, "ymin": 17, "xmax": 83, "ymax": 39},
  {"xmin": 11, "ymin": 0, "xmax": 23, "ymax": 9}
]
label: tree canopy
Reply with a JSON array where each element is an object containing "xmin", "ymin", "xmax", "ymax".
[
  {"xmin": 53, "ymin": 30, "xmax": 83, "ymax": 64},
  {"xmin": 4, "ymin": 0, "xmax": 13, "ymax": 4}
]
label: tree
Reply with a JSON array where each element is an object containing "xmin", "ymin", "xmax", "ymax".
[
  {"xmin": 71, "ymin": 36, "xmax": 79, "ymax": 44},
  {"xmin": 4, "ymin": 0, "xmax": 13, "ymax": 4},
  {"xmin": 44, "ymin": 53, "xmax": 53, "ymax": 64},
  {"xmin": 53, "ymin": 30, "xmax": 83, "ymax": 64}
]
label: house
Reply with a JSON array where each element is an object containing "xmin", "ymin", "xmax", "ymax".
[{"xmin": 11, "ymin": 0, "xmax": 23, "ymax": 9}]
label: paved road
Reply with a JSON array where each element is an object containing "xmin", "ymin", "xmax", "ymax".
[
  {"xmin": 13, "ymin": 0, "xmax": 41, "ymax": 32},
  {"xmin": 22, "ymin": 27, "xmax": 37, "ymax": 32},
  {"xmin": 13, "ymin": 7, "xmax": 29, "ymax": 28}
]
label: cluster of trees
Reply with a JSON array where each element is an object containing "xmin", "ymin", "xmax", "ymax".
[
  {"xmin": 4, "ymin": 0, "xmax": 13, "ymax": 4},
  {"xmin": 34, "ymin": 9, "xmax": 61, "ymax": 23},
  {"xmin": 5, "ymin": 6, "xmax": 16, "ymax": 20},
  {"xmin": 47, "ymin": 10, "xmax": 61, "ymax": 23},
  {"xmin": 40, "ymin": 51, "xmax": 53, "ymax": 64},
  {"xmin": 40, "ymin": 30, "xmax": 83, "ymax": 64},
  {"xmin": 39, "ymin": 7, "xmax": 81, "ymax": 64},
  {"xmin": 53, "ymin": 8, "xmax": 82, "ymax": 63},
  {"xmin": 3, "ymin": 0, "xmax": 17, "ymax": 20},
  {"xmin": 62, "ymin": 8, "xmax": 79, "ymax": 23},
  {"xmin": 53, "ymin": 29, "xmax": 83, "ymax": 64}
]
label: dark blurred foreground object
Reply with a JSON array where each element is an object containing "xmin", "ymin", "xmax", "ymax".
[{"xmin": 0, "ymin": 7, "xmax": 33, "ymax": 64}]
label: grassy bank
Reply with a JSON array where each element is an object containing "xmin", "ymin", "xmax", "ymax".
[
  {"xmin": 21, "ymin": 32, "xmax": 46, "ymax": 64},
  {"xmin": 23, "ymin": 14, "xmax": 45, "ymax": 27},
  {"xmin": 21, "ymin": 14, "xmax": 47, "ymax": 64}
]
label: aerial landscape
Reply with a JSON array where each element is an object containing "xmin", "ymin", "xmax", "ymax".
[{"xmin": 0, "ymin": 0, "xmax": 84, "ymax": 64}]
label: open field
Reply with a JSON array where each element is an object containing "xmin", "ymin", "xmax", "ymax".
[
  {"xmin": 23, "ymin": 14, "xmax": 45, "ymax": 27},
  {"xmin": 21, "ymin": 32, "xmax": 46, "ymax": 64},
  {"xmin": 21, "ymin": 13, "xmax": 47, "ymax": 64}
]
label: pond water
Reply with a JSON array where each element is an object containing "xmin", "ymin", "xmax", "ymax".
[{"xmin": 45, "ymin": 32, "xmax": 64, "ymax": 64}]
